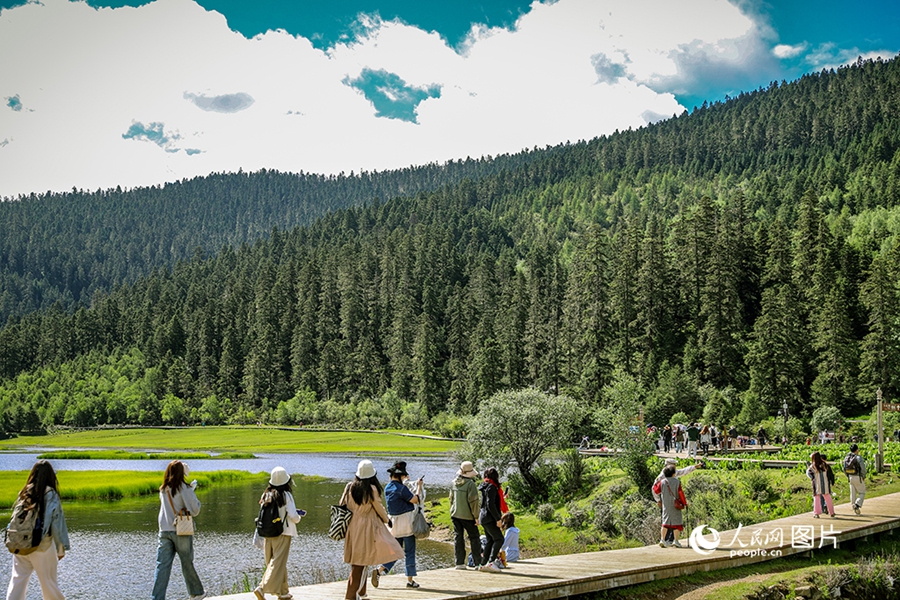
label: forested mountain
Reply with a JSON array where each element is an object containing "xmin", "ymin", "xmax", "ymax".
[
  {"xmin": 2, "ymin": 55, "xmax": 900, "ymax": 433},
  {"xmin": 0, "ymin": 154, "xmax": 548, "ymax": 322}
]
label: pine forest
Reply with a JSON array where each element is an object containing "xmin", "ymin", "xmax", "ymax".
[{"xmin": 2, "ymin": 56, "xmax": 900, "ymax": 435}]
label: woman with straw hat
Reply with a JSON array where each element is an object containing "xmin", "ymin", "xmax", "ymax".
[
  {"xmin": 253, "ymin": 466, "xmax": 302, "ymax": 600},
  {"xmin": 341, "ymin": 460, "xmax": 404, "ymax": 600}
]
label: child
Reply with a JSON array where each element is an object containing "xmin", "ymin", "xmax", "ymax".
[{"xmin": 498, "ymin": 512, "xmax": 520, "ymax": 567}]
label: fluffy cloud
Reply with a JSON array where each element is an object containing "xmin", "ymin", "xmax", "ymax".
[
  {"xmin": 0, "ymin": 0, "xmax": 771, "ymax": 197},
  {"xmin": 773, "ymin": 43, "xmax": 807, "ymax": 59}
]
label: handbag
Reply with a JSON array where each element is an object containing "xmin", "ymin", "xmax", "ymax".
[
  {"xmin": 411, "ymin": 505, "xmax": 430, "ymax": 540},
  {"xmin": 668, "ymin": 482, "xmax": 688, "ymax": 511},
  {"xmin": 328, "ymin": 504, "xmax": 352, "ymax": 541},
  {"xmin": 167, "ymin": 489, "xmax": 194, "ymax": 536}
]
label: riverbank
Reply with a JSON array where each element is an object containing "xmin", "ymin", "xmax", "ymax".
[{"xmin": 0, "ymin": 426, "xmax": 460, "ymax": 454}]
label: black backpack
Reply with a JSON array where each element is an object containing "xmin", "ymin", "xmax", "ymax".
[
  {"xmin": 255, "ymin": 497, "xmax": 284, "ymax": 538},
  {"xmin": 842, "ymin": 453, "xmax": 860, "ymax": 475}
]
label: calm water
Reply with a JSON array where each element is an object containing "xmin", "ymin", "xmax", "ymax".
[{"xmin": 0, "ymin": 453, "xmax": 458, "ymax": 600}]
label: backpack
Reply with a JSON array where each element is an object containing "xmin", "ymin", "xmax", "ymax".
[
  {"xmin": 842, "ymin": 454, "xmax": 860, "ymax": 476},
  {"xmin": 5, "ymin": 497, "xmax": 43, "ymax": 555},
  {"xmin": 255, "ymin": 497, "xmax": 284, "ymax": 538}
]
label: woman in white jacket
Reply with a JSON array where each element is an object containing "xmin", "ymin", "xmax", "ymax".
[
  {"xmin": 253, "ymin": 467, "xmax": 302, "ymax": 600},
  {"xmin": 152, "ymin": 460, "xmax": 205, "ymax": 600}
]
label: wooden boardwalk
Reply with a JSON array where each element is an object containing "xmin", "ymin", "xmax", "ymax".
[{"xmin": 210, "ymin": 492, "xmax": 900, "ymax": 600}]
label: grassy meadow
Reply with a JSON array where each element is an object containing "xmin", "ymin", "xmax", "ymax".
[{"xmin": 0, "ymin": 426, "xmax": 459, "ymax": 454}]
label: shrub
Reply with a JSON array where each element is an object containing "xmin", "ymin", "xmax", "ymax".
[
  {"xmin": 536, "ymin": 503, "xmax": 556, "ymax": 523},
  {"xmin": 563, "ymin": 503, "xmax": 590, "ymax": 530}
]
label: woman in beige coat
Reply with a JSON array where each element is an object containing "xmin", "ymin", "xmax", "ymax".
[{"xmin": 342, "ymin": 460, "xmax": 404, "ymax": 600}]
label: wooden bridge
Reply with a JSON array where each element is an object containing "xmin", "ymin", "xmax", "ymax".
[{"xmin": 209, "ymin": 492, "xmax": 900, "ymax": 600}]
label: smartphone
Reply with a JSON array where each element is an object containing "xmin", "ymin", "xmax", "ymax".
[{"xmin": 297, "ymin": 509, "xmax": 307, "ymax": 517}]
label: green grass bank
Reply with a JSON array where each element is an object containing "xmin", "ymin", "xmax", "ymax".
[{"xmin": 0, "ymin": 426, "xmax": 459, "ymax": 454}]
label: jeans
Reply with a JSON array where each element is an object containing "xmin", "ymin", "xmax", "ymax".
[
  {"xmin": 383, "ymin": 535, "xmax": 417, "ymax": 577},
  {"xmin": 151, "ymin": 531, "xmax": 204, "ymax": 600},
  {"xmin": 452, "ymin": 517, "xmax": 481, "ymax": 567},
  {"xmin": 480, "ymin": 519, "xmax": 504, "ymax": 565}
]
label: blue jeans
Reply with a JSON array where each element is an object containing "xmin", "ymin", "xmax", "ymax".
[
  {"xmin": 383, "ymin": 535, "xmax": 417, "ymax": 577},
  {"xmin": 151, "ymin": 531, "xmax": 204, "ymax": 600}
]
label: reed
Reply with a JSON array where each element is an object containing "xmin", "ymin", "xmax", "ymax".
[{"xmin": 0, "ymin": 469, "xmax": 267, "ymax": 508}]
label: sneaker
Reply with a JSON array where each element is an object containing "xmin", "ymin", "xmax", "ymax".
[
  {"xmin": 671, "ymin": 540, "xmax": 683, "ymax": 548},
  {"xmin": 659, "ymin": 540, "xmax": 668, "ymax": 547},
  {"xmin": 371, "ymin": 567, "xmax": 381, "ymax": 588},
  {"xmin": 482, "ymin": 562, "xmax": 501, "ymax": 573},
  {"xmin": 455, "ymin": 565, "xmax": 468, "ymax": 570},
  {"xmin": 854, "ymin": 504, "xmax": 861, "ymax": 515},
  {"xmin": 406, "ymin": 581, "xmax": 420, "ymax": 588}
]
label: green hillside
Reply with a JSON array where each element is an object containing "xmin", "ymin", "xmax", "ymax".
[
  {"xmin": 1, "ymin": 56, "xmax": 900, "ymax": 433},
  {"xmin": 0, "ymin": 154, "xmax": 547, "ymax": 322}
]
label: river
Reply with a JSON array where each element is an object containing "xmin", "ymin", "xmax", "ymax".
[{"xmin": 0, "ymin": 453, "xmax": 458, "ymax": 600}]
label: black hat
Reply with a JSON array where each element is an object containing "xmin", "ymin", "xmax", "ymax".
[
  {"xmin": 849, "ymin": 443, "xmax": 859, "ymax": 452},
  {"xmin": 387, "ymin": 461, "xmax": 408, "ymax": 477}
]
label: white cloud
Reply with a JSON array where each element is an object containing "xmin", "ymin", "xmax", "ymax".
[
  {"xmin": 0, "ymin": 0, "xmax": 766, "ymax": 197},
  {"xmin": 773, "ymin": 42, "xmax": 807, "ymax": 59},
  {"xmin": 804, "ymin": 42, "xmax": 898, "ymax": 70}
]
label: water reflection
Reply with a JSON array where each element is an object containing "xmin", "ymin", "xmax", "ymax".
[{"xmin": 0, "ymin": 458, "xmax": 457, "ymax": 600}]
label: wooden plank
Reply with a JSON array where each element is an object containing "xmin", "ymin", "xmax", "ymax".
[{"xmin": 209, "ymin": 492, "xmax": 900, "ymax": 600}]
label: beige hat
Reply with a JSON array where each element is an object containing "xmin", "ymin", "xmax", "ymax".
[
  {"xmin": 269, "ymin": 466, "xmax": 291, "ymax": 487},
  {"xmin": 457, "ymin": 461, "xmax": 478, "ymax": 478},
  {"xmin": 664, "ymin": 458, "xmax": 677, "ymax": 465},
  {"xmin": 356, "ymin": 459, "xmax": 376, "ymax": 479}
]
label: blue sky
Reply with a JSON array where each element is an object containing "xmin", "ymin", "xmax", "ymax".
[{"xmin": 0, "ymin": 0, "xmax": 898, "ymax": 197}]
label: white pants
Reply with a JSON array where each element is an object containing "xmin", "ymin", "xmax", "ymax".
[
  {"xmin": 687, "ymin": 441, "xmax": 698, "ymax": 458},
  {"xmin": 848, "ymin": 475, "xmax": 866, "ymax": 508},
  {"xmin": 5, "ymin": 543, "xmax": 64, "ymax": 600}
]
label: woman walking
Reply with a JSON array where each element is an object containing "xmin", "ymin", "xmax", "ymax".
[
  {"xmin": 342, "ymin": 460, "xmax": 404, "ymax": 600},
  {"xmin": 699, "ymin": 425, "xmax": 711, "ymax": 456},
  {"xmin": 477, "ymin": 468, "xmax": 507, "ymax": 572},
  {"xmin": 253, "ymin": 467, "xmax": 302, "ymax": 600},
  {"xmin": 371, "ymin": 461, "xmax": 424, "ymax": 589},
  {"xmin": 657, "ymin": 465, "xmax": 687, "ymax": 548},
  {"xmin": 807, "ymin": 452, "xmax": 836, "ymax": 518},
  {"xmin": 662, "ymin": 425, "xmax": 672, "ymax": 453},
  {"xmin": 6, "ymin": 460, "xmax": 70, "ymax": 600},
  {"xmin": 151, "ymin": 460, "xmax": 205, "ymax": 600}
]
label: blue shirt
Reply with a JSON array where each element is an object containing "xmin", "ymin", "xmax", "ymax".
[{"xmin": 385, "ymin": 480, "xmax": 415, "ymax": 515}]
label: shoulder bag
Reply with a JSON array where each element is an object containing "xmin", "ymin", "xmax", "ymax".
[
  {"xmin": 167, "ymin": 489, "xmax": 194, "ymax": 536},
  {"xmin": 328, "ymin": 485, "xmax": 353, "ymax": 541}
]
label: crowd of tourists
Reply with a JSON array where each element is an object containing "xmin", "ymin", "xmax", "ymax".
[
  {"xmin": 650, "ymin": 423, "xmax": 779, "ymax": 457},
  {"xmin": 3, "ymin": 458, "xmax": 522, "ymax": 600}
]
